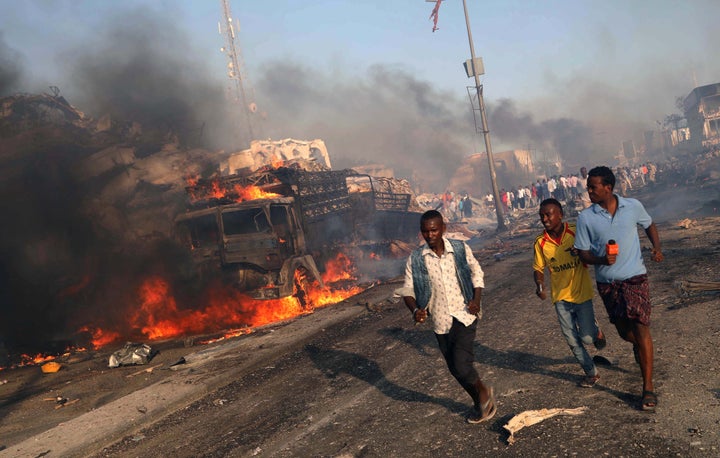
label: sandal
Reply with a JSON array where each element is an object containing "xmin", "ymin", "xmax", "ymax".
[
  {"xmin": 467, "ymin": 387, "xmax": 497, "ymax": 424},
  {"xmin": 594, "ymin": 328, "xmax": 607, "ymax": 350},
  {"xmin": 641, "ymin": 390, "xmax": 658, "ymax": 411},
  {"xmin": 578, "ymin": 374, "xmax": 600, "ymax": 388}
]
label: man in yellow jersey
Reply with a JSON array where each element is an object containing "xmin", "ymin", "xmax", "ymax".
[{"xmin": 533, "ymin": 198, "xmax": 607, "ymax": 387}]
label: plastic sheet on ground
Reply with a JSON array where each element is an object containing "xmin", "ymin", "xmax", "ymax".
[
  {"xmin": 504, "ymin": 406, "xmax": 588, "ymax": 445},
  {"xmin": 108, "ymin": 342, "xmax": 156, "ymax": 368}
]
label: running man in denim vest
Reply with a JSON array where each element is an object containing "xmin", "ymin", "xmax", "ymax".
[
  {"xmin": 574, "ymin": 166, "xmax": 664, "ymax": 411},
  {"xmin": 533, "ymin": 198, "xmax": 607, "ymax": 388},
  {"xmin": 399, "ymin": 210, "xmax": 495, "ymax": 424}
]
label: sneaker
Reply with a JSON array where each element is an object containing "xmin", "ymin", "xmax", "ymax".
[
  {"xmin": 594, "ymin": 329, "xmax": 607, "ymax": 350},
  {"xmin": 578, "ymin": 374, "xmax": 600, "ymax": 388}
]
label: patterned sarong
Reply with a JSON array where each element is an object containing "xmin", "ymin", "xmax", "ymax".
[{"xmin": 596, "ymin": 274, "xmax": 651, "ymax": 326}]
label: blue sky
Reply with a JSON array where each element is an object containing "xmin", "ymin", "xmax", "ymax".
[{"xmin": 2, "ymin": 0, "xmax": 719, "ymax": 184}]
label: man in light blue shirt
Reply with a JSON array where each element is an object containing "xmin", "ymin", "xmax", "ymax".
[{"xmin": 574, "ymin": 166, "xmax": 664, "ymax": 411}]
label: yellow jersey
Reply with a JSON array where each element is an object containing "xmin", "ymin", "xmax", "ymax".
[{"xmin": 533, "ymin": 222, "xmax": 594, "ymax": 304}]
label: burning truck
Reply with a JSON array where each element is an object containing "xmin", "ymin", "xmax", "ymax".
[{"xmin": 174, "ymin": 163, "xmax": 422, "ymax": 304}]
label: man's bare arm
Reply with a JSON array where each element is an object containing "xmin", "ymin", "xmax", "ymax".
[
  {"xmin": 577, "ymin": 249, "xmax": 615, "ymax": 266},
  {"xmin": 645, "ymin": 223, "xmax": 664, "ymax": 262},
  {"xmin": 533, "ymin": 270, "xmax": 547, "ymax": 300}
]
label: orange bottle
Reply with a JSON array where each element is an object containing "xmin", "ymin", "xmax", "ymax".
[{"xmin": 606, "ymin": 239, "xmax": 619, "ymax": 256}]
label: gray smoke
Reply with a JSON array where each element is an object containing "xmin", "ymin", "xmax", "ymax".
[
  {"xmin": 254, "ymin": 60, "xmax": 619, "ymax": 188},
  {"xmin": 0, "ymin": 33, "xmax": 24, "ymax": 96},
  {"xmin": 489, "ymin": 98, "xmax": 596, "ymax": 165},
  {"xmin": 254, "ymin": 61, "xmax": 474, "ymax": 191},
  {"xmin": 59, "ymin": 7, "xmax": 236, "ymax": 150}
]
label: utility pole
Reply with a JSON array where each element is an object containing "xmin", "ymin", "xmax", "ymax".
[
  {"xmin": 460, "ymin": 0, "xmax": 506, "ymax": 231},
  {"xmin": 219, "ymin": 0, "xmax": 258, "ymax": 143}
]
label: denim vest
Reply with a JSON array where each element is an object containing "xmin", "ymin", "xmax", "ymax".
[{"xmin": 410, "ymin": 239, "xmax": 474, "ymax": 309}]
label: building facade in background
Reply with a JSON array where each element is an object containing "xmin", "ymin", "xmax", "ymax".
[
  {"xmin": 449, "ymin": 149, "xmax": 535, "ymax": 195},
  {"xmin": 683, "ymin": 83, "xmax": 720, "ymax": 151}
]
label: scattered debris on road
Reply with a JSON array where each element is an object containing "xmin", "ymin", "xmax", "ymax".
[
  {"xmin": 504, "ymin": 407, "xmax": 589, "ymax": 445},
  {"xmin": 675, "ymin": 279, "xmax": 720, "ymax": 297},
  {"xmin": 677, "ymin": 218, "xmax": 697, "ymax": 229},
  {"xmin": 40, "ymin": 362, "xmax": 62, "ymax": 373},
  {"xmin": 125, "ymin": 363, "xmax": 164, "ymax": 378},
  {"xmin": 108, "ymin": 342, "xmax": 156, "ymax": 368}
]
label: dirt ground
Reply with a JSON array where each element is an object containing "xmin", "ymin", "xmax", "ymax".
[{"xmin": 1, "ymin": 182, "xmax": 719, "ymax": 457}]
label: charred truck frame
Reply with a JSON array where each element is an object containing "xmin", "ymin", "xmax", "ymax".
[{"xmin": 175, "ymin": 167, "xmax": 420, "ymax": 301}]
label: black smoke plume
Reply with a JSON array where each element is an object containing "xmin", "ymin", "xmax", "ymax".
[{"xmin": 61, "ymin": 7, "xmax": 234, "ymax": 150}]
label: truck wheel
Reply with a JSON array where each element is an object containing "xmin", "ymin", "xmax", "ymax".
[{"xmin": 293, "ymin": 267, "xmax": 314, "ymax": 311}]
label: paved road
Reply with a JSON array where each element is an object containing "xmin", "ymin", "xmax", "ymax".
[{"xmin": 4, "ymin": 216, "xmax": 720, "ymax": 457}]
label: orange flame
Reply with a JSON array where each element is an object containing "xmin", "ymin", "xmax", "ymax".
[
  {"xmin": 20, "ymin": 353, "xmax": 56, "ymax": 365},
  {"xmin": 322, "ymin": 252, "xmax": 356, "ymax": 283},
  {"xmin": 130, "ymin": 277, "xmax": 185, "ymax": 340},
  {"xmin": 2, "ymin": 252, "xmax": 366, "ymax": 368},
  {"xmin": 232, "ymin": 183, "xmax": 281, "ymax": 201},
  {"xmin": 186, "ymin": 175, "xmax": 281, "ymax": 203},
  {"xmin": 306, "ymin": 283, "xmax": 363, "ymax": 307},
  {"xmin": 65, "ymin": 254, "xmax": 363, "ymax": 353},
  {"xmin": 122, "ymin": 276, "xmax": 324, "ymax": 343},
  {"xmin": 78, "ymin": 325, "xmax": 121, "ymax": 349}
]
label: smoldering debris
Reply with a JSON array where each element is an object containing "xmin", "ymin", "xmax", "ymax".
[
  {"xmin": 108, "ymin": 342, "xmax": 156, "ymax": 368},
  {"xmin": 0, "ymin": 90, "xmax": 225, "ymax": 357}
]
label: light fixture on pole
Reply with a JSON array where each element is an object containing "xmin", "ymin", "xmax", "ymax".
[
  {"xmin": 460, "ymin": 0, "xmax": 505, "ymax": 231},
  {"xmin": 426, "ymin": 0, "xmax": 506, "ymax": 232}
]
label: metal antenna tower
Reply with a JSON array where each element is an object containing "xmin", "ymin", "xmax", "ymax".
[{"xmin": 219, "ymin": 0, "xmax": 258, "ymax": 142}]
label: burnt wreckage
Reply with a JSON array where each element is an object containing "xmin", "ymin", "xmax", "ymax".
[{"xmin": 175, "ymin": 166, "xmax": 421, "ymax": 301}]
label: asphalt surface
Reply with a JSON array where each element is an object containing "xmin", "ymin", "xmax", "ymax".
[{"xmin": 0, "ymin": 296, "xmax": 373, "ymax": 457}]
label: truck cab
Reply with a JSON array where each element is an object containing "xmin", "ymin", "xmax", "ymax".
[{"xmin": 175, "ymin": 196, "xmax": 323, "ymax": 300}]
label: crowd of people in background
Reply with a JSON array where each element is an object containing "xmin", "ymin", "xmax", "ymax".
[
  {"xmin": 416, "ymin": 144, "xmax": 720, "ymax": 223},
  {"xmin": 416, "ymin": 190, "xmax": 479, "ymax": 222}
]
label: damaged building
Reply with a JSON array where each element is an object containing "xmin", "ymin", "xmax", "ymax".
[
  {"xmin": 683, "ymin": 82, "xmax": 720, "ymax": 151},
  {"xmin": 449, "ymin": 149, "xmax": 535, "ymax": 195}
]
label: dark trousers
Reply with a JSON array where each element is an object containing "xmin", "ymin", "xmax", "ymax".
[{"xmin": 435, "ymin": 317, "xmax": 480, "ymax": 404}]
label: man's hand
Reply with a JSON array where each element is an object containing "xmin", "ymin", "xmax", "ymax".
[
  {"xmin": 536, "ymin": 284, "xmax": 547, "ymax": 300},
  {"xmin": 651, "ymin": 248, "xmax": 664, "ymax": 262},
  {"xmin": 467, "ymin": 300, "xmax": 481, "ymax": 315},
  {"xmin": 413, "ymin": 308, "xmax": 427, "ymax": 324},
  {"xmin": 606, "ymin": 253, "xmax": 617, "ymax": 265}
]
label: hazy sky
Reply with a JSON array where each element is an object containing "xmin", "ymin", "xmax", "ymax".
[{"xmin": 2, "ymin": 0, "xmax": 719, "ymax": 177}]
